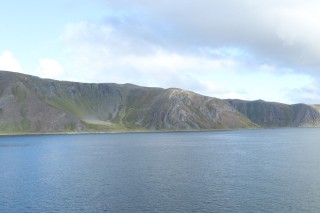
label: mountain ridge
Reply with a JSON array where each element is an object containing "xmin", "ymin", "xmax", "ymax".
[{"xmin": 0, "ymin": 70, "xmax": 319, "ymax": 134}]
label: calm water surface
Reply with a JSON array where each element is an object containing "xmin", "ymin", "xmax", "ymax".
[{"xmin": 1, "ymin": 128, "xmax": 320, "ymax": 212}]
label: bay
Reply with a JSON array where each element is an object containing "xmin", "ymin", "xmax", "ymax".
[{"xmin": 1, "ymin": 128, "xmax": 320, "ymax": 212}]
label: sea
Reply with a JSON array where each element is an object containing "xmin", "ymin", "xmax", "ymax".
[{"xmin": 1, "ymin": 128, "xmax": 320, "ymax": 212}]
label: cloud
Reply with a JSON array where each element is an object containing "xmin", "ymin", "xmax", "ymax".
[
  {"xmin": 1, "ymin": 1, "xmax": 318, "ymax": 104},
  {"xmin": 59, "ymin": 21, "xmax": 242, "ymax": 96},
  {"xmin": 0, "ymin": 51, "xmax": 22, "ymax": 72},
  {"xmin": 37, "ymin": 58, "xmax": 64, "ymax": 79},
  {"xmin": 64, "ymin": 0, "xmax": 320, "ymax": 65},
  {"xmin": 285, "ymin": 83, "xmax": 320, "ymax": 104},
  {"xmin": 58, "ymin": 17, "xmax": 315, "ymax": 102},
  {"xmin": 56, "ymin": 1, "xmax": 320, "ymax": 103},
  {"xmin": 101, "ymin": 0, "xmax": 320, "ymax": 71},
  {"xmin": 0, "ymin": 51, "xmax": 65, "ymax": 80}
]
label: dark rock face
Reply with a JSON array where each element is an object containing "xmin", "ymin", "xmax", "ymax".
[
  {"xmin": 226, "ymin": 99, "xmax": 320, "ymax": 127},
  {"xmin": 0, "ymin": 70, "xmax": 319, "ymax": 134}
]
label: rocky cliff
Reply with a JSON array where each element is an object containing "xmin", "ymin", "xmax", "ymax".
[
  {"xmin": 226, "ymin": 99, "xmax": 320, "ymax": 127},
  {"xmin": 0, "ymin": 71, "xmax": 319, "ymax": 134}
]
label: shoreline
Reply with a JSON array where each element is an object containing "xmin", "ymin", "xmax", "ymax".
[{"xmin": 0, "ymin": 126, "xmax": 319, "ymax": 137}]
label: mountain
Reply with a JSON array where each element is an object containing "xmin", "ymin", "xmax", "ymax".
[
  {"xmin": 0, "ymin": 71, "xmax": 319, "ymax": 134},
  {"xmin": 226, "ymin": 99, "xmax": 320, "ymax": 127}
]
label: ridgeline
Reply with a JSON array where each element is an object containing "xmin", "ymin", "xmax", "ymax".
[{"xmin": 0, "ymin": 71, "xmax": 319, "ymax": 134}]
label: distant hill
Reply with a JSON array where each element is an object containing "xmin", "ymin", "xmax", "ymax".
[
  {"xmin": 226, "ymin": 99, "xmax": 320, "ymax": 127},
  {"xmin": 0, "ymin": 71, "xmax": 319, "ymax": 134}
]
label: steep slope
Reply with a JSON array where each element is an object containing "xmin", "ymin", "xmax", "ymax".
[
  {"xmin": 0, "ymin": 72, "xmax": 84, "ymax": 133},
  {"xmin": 1, "ymin": 70, "xmax": 319, "ymax": 134},
  {"xmin": 121, "ymin": 88, "xmax": 257, "ymax": 130},
  {"xmin": 226, "ymin": 99, "xmax": 320, "ymax": 127},
  {"xmin": 16, "ymin": 72, "xmax": 256, "ymax": 131}
]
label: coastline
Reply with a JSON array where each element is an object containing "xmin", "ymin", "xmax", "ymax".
[{"xmin": 1, "ymin": 126, "xmax": 318, "ymax": 137}]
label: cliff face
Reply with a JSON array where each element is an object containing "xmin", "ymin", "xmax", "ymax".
[
  {"xmin": 226, "ymin": 99, "xmax": 320, "ymax": 127},
  {"xmin": 0, "ymin": 70, "xmax": 319, "ymax": 134}
]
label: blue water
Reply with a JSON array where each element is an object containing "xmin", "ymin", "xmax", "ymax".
[{"xmin": 1, "ymin": 128, "xmax": 320, "ymax": 212}]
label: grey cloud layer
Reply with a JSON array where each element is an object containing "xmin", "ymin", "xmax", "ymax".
[
  {"xmin": 58, "ymin": 0, "xmax": 320, "ymax": 103},
  {"xmin": 103, "ymin": 0, "xmax": 320, "ymax": 70}
]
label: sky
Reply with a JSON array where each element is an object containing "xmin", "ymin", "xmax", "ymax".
[{"xmin": 0, "ymin": 0, "xmax": 319, "ymax": 104}]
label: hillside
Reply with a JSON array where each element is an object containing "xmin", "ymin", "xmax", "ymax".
[
  {"xmin": 226, "ymin": 99, "xmax": 320, "ymax": 127},
  {"xmin": 0, "ymin": 71, "xmax": 319, "ymax": 134}
]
